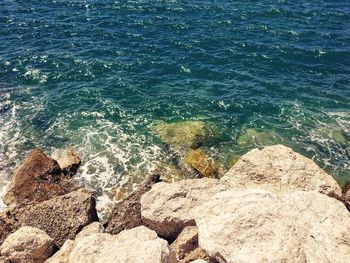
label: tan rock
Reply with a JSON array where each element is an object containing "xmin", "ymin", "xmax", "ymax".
[
  {"xmin": 104, "ymin": 174, "xmax": 160, "ymax": 235},
  {"xmin": 45, "ymin": 240, "xmax": 74, "ymax": 263},
  {"xmin": 46, "ymin": 226, "xmax": 175, "ymax": 263},
  {"xmin": 195, "ymin": 189, "xmax": 350, "ymax": 263},
  {"xmin": 171, "ymin": 226, "xmax": 212, "ymax": 263},
  {"xmin": 141, "ymin": 178, "xmax": 229, "ymax": 240},
  {"xmin": 184, "ymin": 149, "xmax": 218, "ymax": 178},
  {"xmin": 0, "ymin": 226, "xmax": 55, "ymax": 263},
  {"xmin": 45, "ymin": 223, "xmax": 104, "ymax": 263},
  {"xmin": 3, "ymin": 148, "xmax": 76, "ymax": 206},
  {"xmin": 54, "ymin": 148, "xmax": 81, "ymax": 174},
  {"xmin": 221, "ymin": 145, "xmax": 342, "ymax": 198},
  {"xmin": 171, "ymin": 226, "xmax": 198, "ymax": 260},
  {"xmin": 13, "ymin": 189, "xmax": 98, "ymax": 247}
]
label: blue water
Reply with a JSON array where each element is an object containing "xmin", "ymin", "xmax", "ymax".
[{"xmin": 0, "ymin": 0, "xmax": 349, "ymax": 206}]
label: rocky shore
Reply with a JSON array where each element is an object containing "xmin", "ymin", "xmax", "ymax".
[{"xmin": 1, "ymin": 144, "xmax": 350, "ymax": 263}]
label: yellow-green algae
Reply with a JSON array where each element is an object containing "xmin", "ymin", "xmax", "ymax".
[{"xmin": 150, "ymin": 120, "xmax": 217, "ymax": 149}]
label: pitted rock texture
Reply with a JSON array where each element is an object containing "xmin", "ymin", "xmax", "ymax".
[{"xmin": 221, "ymin": 145, "xmax": 341, "ymax": 198}]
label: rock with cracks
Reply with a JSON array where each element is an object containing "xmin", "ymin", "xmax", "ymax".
[
  {"xmin": 221, "ymin": 145, "xmax": 341, "ymax": 198},
  {"xmin": 195, "ymin": 189, "xmax": 350, "ymax": 263},
  {"xmin": 141, "ymin": 178, "xmax": 229, "ymax": 240},
  {"xmin": 45, "ymin": 226, "xmax": 175, "ymax": 263},
  {"xmin": 105, "ymin": 174, "xmax": 160, "ymax": 235},
  {"xmin": 3, "ymin": 148, "xmax": 76, "ymax": 206},
  {"xmin": 0, "ymin": 226, "xmax": 55, "ymax": 263},
  {"xmin": 13, "ymin": 189, "xmax": 98, "ymax": 247}
]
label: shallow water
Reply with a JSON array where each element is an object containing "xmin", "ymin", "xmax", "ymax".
[{"xmin": 0, "ymin": 0, "xmax": 349, "ymax": 208}]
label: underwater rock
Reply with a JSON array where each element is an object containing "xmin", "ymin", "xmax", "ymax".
[
  {"xmin": 3, "ymin": 148, "xmax": 77, "ymax": 206},
  {"xmin": 154, "ymin": 162, "xmax": 186, "ymax": 183},
  {"xmin": 237, "ymin": 128, "xmax": 282, "ymax": 148},
  {"xmin": 221, "ymin": 145, "xmax": 342, "ymax": 199},
  {"xmin": 195, "ymin": 189, "xmax": 350, "ymax": 263},
  {"xmin": 0, "ymin": 226, "xmax": 55, "ymax": 263},
  {"xmin": 184, "ymin": 149, "xmax": 218, "ymax": 178},
  {"xmin": 151, "ymin": 120, "xmax": 217, "ymax": 149},
  {"xmin": 316, "ymin": 127, "xmax": 348, "ymax": 145},
  {"xmin": 104, "ymin": 174, "xmax": 160, "ymax": 235}
]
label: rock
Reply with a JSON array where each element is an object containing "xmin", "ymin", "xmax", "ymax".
[
  {"xmin": 171, "ymin": 226, "xmax": 198, "ymax": 260},
  {"xmin": 54, "ymin": 148, "xmax": 81, "ymax": 175},
  {"xmin": 104, "ymin": 174, "xmax": 160, "ymax": 235},
  {"xmin": 3, "ymin": 148, "xmax": 76, "ymax": 206},
  {"xmin": 0, "ymin": 212, "xmax": 16, "ymax": 245},
  {"xmin": 45, "ymin": 223, "xmax": 104, "ymax": 263},
  {"xmin": 190, "ymin": 260, "xmax": 208, "ymax": 263},
  {"xmin": 141, "ymin": 178, "xmax": 229, "ymax": 240},
  {"xmin": 155, "ymin": 162, "xmax": 186, "ymax": 183},
  {"xmin": 0, "ymin": 226, "xmax": 55, "ymax": 263},
  {"xmin": 221, "ymin": 145, "xmax": 342, "ymax": 198},
  {"xmin": 171, "ymin": 226, "xmax": 213, "ymax": 263},
  {"xmin": 75, "ymin": 222, "xmax": 104, "ymax": 241},
  {"xmin": 13, "ymin": 189, "xmax": 98, "ymax": 247},
  {"xmin": 45, "ymin": 240, "xmax": 74, "ymax": 263},
  {"xmin": 151, "ymin": 120, "xmax": 217, "ymax": 149},
  {"xmin": 46, "ymin": 226, "xmax": 175, "ymax": 263},
  {"xmin": 195, "ymin": 189, "xmax": 350, "ymax": 263},
  {"xmin": 184, "ymin": 149, "xmax": 218, "ymax": 178}
]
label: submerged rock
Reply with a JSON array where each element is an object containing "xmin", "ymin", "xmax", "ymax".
[
  {"xmin": 184, "ymin": 149, "xmax": 218, "ymax": 178},
  {"xmin": 221, "ymin": 145, "xmax": 342, "ymax": 198},
  {"xmin": 104, "ymin": 174, "xmax": 160, "ymax": 235},
  {"xmin": 13, "ymin": 189, "xmax": 98, "ymax": 247},
  {"xmin": 141, "ymin": 178, "xmax": 229, "ymax": 240},
  {"xmin": 46, "ymin": 226, "xmax": 175, "ymax": 263},
  {"xmin": 237, "ymin": 128, "xmax": 282, "ymax": 148},
  {"xmin": 151, "ymin": 120, "xmax": 217, "ymax": 149},
  {"xmin": 195, "ymin": 189, "xmax": 350, "ymax": 263},
  {"xmin": 3, "ymin": 148, "xmax": 76, "ymax": 206},
  {"xmin": 154, "ymin": 162, "xmax": 186, "ymax": 183},
  {"xmin": 0, "ymin": 226, "xmax": 55, "ymax": 263}
]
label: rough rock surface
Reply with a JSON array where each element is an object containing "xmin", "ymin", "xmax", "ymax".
[
  {"xmin": 195, "ymin": 189, "xmax": 350, "ymax": 263},
  {"xmin": 141, "ymin": 178, "xmax": 229, "ymax": 240},
  {"xmin": 55, "ymin": 148, "xmax": 81, "ymax": 175},
  {"xmin": 104, "ymin": 174, "xmax": 160, "ymax": 235},
  {"xmin": 184, "ymin": 149, "xmax": 218, "ymax": 178},
  {"xmin": 171, "ymin": 226, "xmax": 213, "ymax": 263},
  {"xmin": 221, "ymin": 145, "xmax": 342, "ymax": 198},
  {"xmin": 46, "ymin": 222, "xmax": 104, "ymax": 263},
  {"xmin": 13, "ymin": 189, "xmax": 98, "ymax": 247},
  {"xmin": 3, "ymin": 148, "xmax": 76, "ymax": 206},
  {"xmin": 0, "ymin": 213, "xmax": 16, "ymax": 245},
  {"xmin": 0, "ymin": 226, "xmax": 55, "ymax": 263},
  {"xmin": 46, "ymin": 226, "xmax": 174, "ymax": 263},
  {"xmin": 171, "ymin": 226, "xmax": 198, "ymax": 260}
]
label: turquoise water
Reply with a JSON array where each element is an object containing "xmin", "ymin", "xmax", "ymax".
[{"xmin": 0, "ymin": 0, "xmax": 349, "ymax": 206}]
